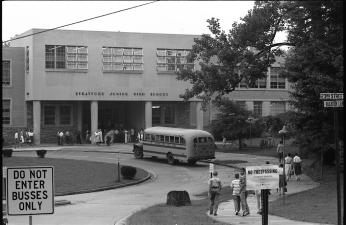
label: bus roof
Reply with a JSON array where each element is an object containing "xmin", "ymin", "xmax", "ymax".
[{"xmin": 144, "ymin": 126, "xmax": 213, "ymax": 138}]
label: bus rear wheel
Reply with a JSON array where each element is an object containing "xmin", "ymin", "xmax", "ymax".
[
  {"xmin": 134, "ymin": 148, "xmax": 143, "ymax": 159},
  {"xmin": 167, "ymin": 153, "xmax": 176, "ymax": 165}
]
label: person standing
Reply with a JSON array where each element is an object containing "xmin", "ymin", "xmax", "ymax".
[
  {"xmin": 222, "ymin": 136, "xmax": 227, "ymax": 148},
  {"xmin": 27, "ymin": 130, "xmax": 34, "ymax": 145},
  {"xmin": 230, "ymin": 173, "xmax": 241, "ymax": 215},
  {"xmin": 208, "ymin": 171, "xmax": 222, "ymax": 216},
  {"xmin": 255, "ymin": 190, "xmax": 262, "ymax": 214},
  {"xmin": 277, "ymin": 141, "xmax": 284, "ymax": 163},
  {"xmin": 130, "ymin": 128, "xmax": 135, "ymax": 143},
  {"xmin": 59, "ymin": 131, "xmax": 64, "ymax": 145},
  {"xmin": 85, "ymin": 130, "xmax": 91, "ymax": 144},
  {"xmin": 293, "ymin": 153, "xmax": 302, "ymax": 181},
  {"xmin": 14, "ymin": 130, "xmax": 19, "ymax": 148},
  {"xmin": 239, "ymin": 167, "xmax": 250, "ymax": 216},
  {"xmin": 284, "ymin": 153, "xmax": 293, "ymax": 181},
  {"xmin": 137, "ymin": 128, "xmax": 144, "ymax": 142},
  {"xmin": 278, "ymin": 163, "xmax": 286, "ymax": 195}
]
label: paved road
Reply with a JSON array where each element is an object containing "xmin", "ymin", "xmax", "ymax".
[
  {"xmin": 5, "ymin": 144, "xmax": 237, "ymax": 225},
  {"xmin": 4, "ymin": 144, "xmax": 320, "ymax": 225}
]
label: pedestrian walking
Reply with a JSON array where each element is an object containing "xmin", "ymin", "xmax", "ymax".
[
  {"xmin": 230, "ymin": 173, "xmax": 241, "ymax": 215},
  {"xmin": 208, "ymin": 171, "xmax": 222, "ymax": 216},
  {"xmin": 277, "ymin": 140, "xmax": 284, "ymax": 163},
  {"xmin": 104, "ymin": 129, "xmax": 115, "ymax": 146},
  {"xmin": 293, "ymin": 153, "xmax": 302, "ymax": 181},
  {"xmin": 239, "ymin": 167, "xmax": 250, "ymax": 216},
  {"xmin": 19, "ymin": 129, "xmax": 25, "ymax": 144},
  {"xmin": 284, "ymin": 153, "xmax": 293, "ymax": 181}
]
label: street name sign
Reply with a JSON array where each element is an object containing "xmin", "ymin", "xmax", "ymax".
[
  {"xmin": 323, "ymin": 100, "xmax": 343, "ymax": 108},
  {"xmin": 320, "ymin": 93, "xmax": 343, "ymax": 100},
  {"xmin": 6, "ymin": 167, "xmax": 54, "ymax": 215},
  {"xmin": 209, "ymin": 163, "xmax": 214, "ymax": 173},
  {"xmin": 246, "ymin": 165, "xmax": 279, "ymax": 190}
]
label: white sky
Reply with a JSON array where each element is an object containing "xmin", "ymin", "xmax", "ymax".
[{"xmin": 2, "ymin": 1, "xmax": 258, "ymax": 42}]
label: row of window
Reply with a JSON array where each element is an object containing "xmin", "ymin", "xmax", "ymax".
[
  {"xmin": 45, "ymin": 45, "xmax": 194, "ymax": 72},
  {"xmin": 144, "ymin": 134, "xmax": 186, "ymax": 145},
  {"xmin": 236, "ymin": 101, "xmax": 286, "ymax": 117},
  {"xmin": 238, "ymin": 68, "xmax": 286, "ymax": 89}
]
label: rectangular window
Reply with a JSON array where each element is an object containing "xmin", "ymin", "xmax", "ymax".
[
  {"xmin": 270, "ymin": 101, "xmax": 286, "ymax": 115},
  {"xmin": 44, "ymin": 106, "xmax": 56, "ymax": 125},
  {"xmin": 59, "ymin": 105, "xmax": 72, "ymax": 125},
  {"xmin": 156, "ymin": 49, "xmax": 194, "ymax": 72},
  {"xmin": 2, "ymin": 60, "xmax": 11, "ymax": 86},
  {"xmin": 270, "ymin": 67, "xmax": 285, "ymax": 89},
  {"xmin": 152, "ymin": 107, "xmax": 161, "ymax": 124},
  {"xmin": 253, "ymin": 101, "xmax": 262, "ymax": 116},
  {"xmin": 2, "ymin": 100, "xmax": 10, "ymax": 125},
  {"xmin": 102, "ymin": 47, "xmax": 143, "ymax": 72},
  {"xmin": 164, "ymin": 106, "xmax": 175, "ymax": 124},
  {"xmin": 45, "ymin": 45, "xmax": 88, "ymax": 70}
]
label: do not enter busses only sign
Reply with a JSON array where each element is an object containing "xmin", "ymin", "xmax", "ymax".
[{"xmin": 6, "ymin": 167, "xmax": 54, "ymax": 216}]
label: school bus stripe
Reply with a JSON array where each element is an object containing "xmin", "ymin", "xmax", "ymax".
[{"xmin": 143, "ymin": 142, "xmax": 186, "ymax": 150}]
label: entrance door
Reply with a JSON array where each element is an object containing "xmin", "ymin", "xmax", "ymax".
[{"xmin": 98, "ymin": 102, "xmax": 121, "ymax": 130}]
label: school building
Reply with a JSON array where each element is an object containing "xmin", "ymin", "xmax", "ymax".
[{"xmin": 2, "ymin": 29, "xmax": 292, "ymax": 144}]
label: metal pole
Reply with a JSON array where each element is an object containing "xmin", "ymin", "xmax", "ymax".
[
  {"xmin": 117, "ymin": 152, "xmax": 120, "ymax": 182},
  {"xmin": 334, "ymin": 110, "xmax": 341, "ymax": 225},
  {"xmin": 283, "ymin": 134, "xmax": 286, "ymax": 195},
  {"xmin": 250, "ymin": 123, "xmax": 252, "ymax": 146},
  {"xmin": 261, "ymin": 190, "xmax": 268, "ymax": 225},
  {"xmin": 29, "ymin": 215, "xmax": 33, "ymax": 225}
]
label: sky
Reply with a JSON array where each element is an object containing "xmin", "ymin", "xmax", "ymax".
[{"xmin": 2, "ymin": 1, "xmax": 259, "ymax": 42}]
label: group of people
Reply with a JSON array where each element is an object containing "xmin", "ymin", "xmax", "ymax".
[
  {"xmin": 277, "ymin": 140, "xmax": 303, "ymax": 182},
  {"xmin": 56, "ymin": 130, "xmax": 82, "ymax": 145},
  {"xmin": 85, "ymin": 128, "xmax": 144, "ymax": 146},
  {"xmin": 208, "ymin": 154, "xmax": 303, "ymax": 217},
  {"xmin": 14, "ymin": 129, "xmax": 34, "ymax": 147}
]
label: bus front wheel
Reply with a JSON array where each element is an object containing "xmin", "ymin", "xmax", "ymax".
[
  {"xmin": 134, "ymin": 148, "xmax": 143, "ymax": 159},
  {"xmin": 167, "ymin": 153, "xmax": 176, "ymax": 165}
]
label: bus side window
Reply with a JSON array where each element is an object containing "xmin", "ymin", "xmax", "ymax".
[
  {"xmin": 144, "ymin": 134, "xmax": 150, "ymax": 141},
  {"xmin": 208, "ymin": 137, "xmax": 213, "ymax": 143},
  {"xmin": 170, "ymin": 136, "xmax": 175, "ymax": 143},
  {"xmin": 155, "ymin": 135, "xmax": 160, "ymax": 142},
  {"xmin": 160, "ymin": 135, "xmax": 165, "ymax": 142},
  {"xmin": 175, "ymin": 136, "xmax": 180, "ymax": 144},
  {"xmin": 151, "ymin": 134, "xmax": 155, "ymax": 142},
  {"xmin": 164, "ymin": 136, "xmax": 169, "ymax": 143},
  {"xmin": 194, "ymin": 138, "xmax": 197, "ymax": 144}
]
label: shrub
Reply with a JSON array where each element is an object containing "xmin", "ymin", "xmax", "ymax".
[
  {"xmin": 120, "ymin": 166, "xmax": 137, "ymax": 179},
  {"xmin": 2, "ymin": 148, "xmax": 13, "ymax": 157},
  {"xmin": 36, "ymin": 150, "xmax": 47, "ymax": 158}
]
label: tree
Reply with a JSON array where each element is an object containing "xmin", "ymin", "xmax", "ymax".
[
  {"xmin": 178, "ymin": 1, "xmax": 343, "ymax": 156},
  {"xmin": 210, "ymin": 99, "xmax": 264, "ymax": 149},
  {"xmin": 177, "ymin": 1, "xmax": 291, "ymax": 110},
  {"xmin": 282, "ymin": 1, "xmax": 344, "ymax": 156}
]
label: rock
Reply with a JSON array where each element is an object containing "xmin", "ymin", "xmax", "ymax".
[{"xmin": 166, "ymin": 190, "xmax": 191, "ymax": 206}]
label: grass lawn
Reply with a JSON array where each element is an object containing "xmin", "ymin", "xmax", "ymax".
[
  {"xmin": 127, "ymin": 188, "xmax": 233, "ymax": 225},
  {"xmin": 128, "ymin": 145, "xmax": 344, "ymax": 225},
  {"xmin": 2, "ymin": 156, "xmax": 149, "ymax": 197}
]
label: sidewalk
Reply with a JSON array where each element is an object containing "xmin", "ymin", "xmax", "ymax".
[{"xmin": 208, "ymin": 170, "xmax": 322, "ymax": 225}]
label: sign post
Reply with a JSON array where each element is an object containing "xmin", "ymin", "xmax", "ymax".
[
  {"xmin": 320, "ymin": 92, "xmax": 343, "ymax": 225},
  {"xmin": 246, "ymin": 165, "xmax": 279, "ymax": 225},
  {"xmin": 6, "ymin": 166, "xmax": 54, "ymax": 221}
]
